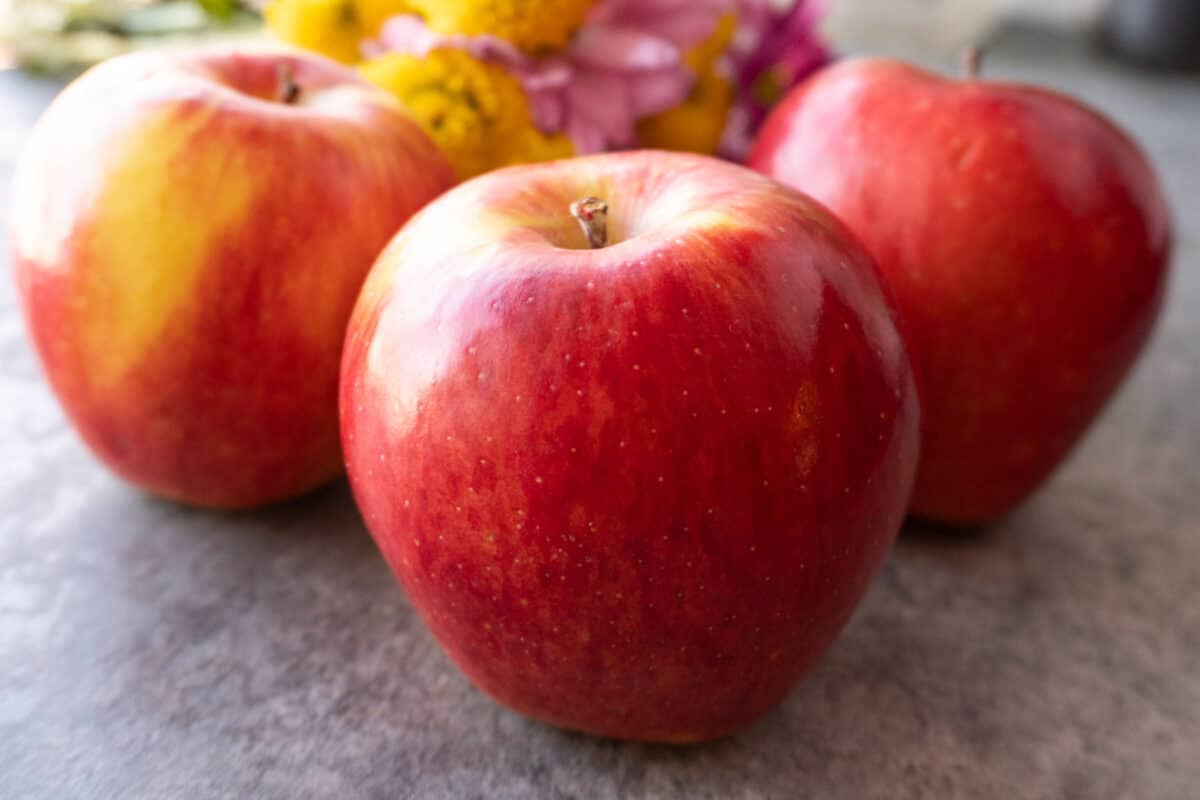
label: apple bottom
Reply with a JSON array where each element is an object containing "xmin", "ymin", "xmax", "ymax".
[
  {"xmin": 415, "ymin": 581, "xmax": 873, "ymax": 743},
  {"xmin": 377, "ymin": 472, "xmax": 905, "ymax": 744},
  {"xmin": 67, "ymin": 363, "xmax": 344, "ymax": 511},
  {"xmin": 364, "ymin": 388, "xmax": 911, "ymax": 745}
]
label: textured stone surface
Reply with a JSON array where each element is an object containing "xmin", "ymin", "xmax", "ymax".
[{"xmin": 2, "ymin": 29, "xmax": 1198, "ymax": 799}]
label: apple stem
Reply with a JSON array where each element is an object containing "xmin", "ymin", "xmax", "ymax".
[
  {"xmin": 961, "ymin": 47, "xmax": 983, "ymax": 80},
  {"xmin": 570, "ymin": 197, "xmax": 609, "ymax": 249},
  {"xmin": 278, "ymin": 64, "xmax": 302, "ymax": 104}
]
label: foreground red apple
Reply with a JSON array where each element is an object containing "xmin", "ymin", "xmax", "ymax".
[
  {"xmin": 10, "ymin": 47, "xmax": 455, "ymax": 508},
  {"xmin": 341, "ymin": 151, "xmax": 920, "ymax": 741},
  {"xmin": 750, "ymin": 58, "xmax": 1171, "ymax": 525}
]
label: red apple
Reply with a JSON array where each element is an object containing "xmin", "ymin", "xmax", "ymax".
[
  {"xmin": 340, "ymin": 151, "xmax": 920, "ymax": 742},
  {"xmin": 750, "ymin": 58, "xmax": 1171, "ymax": 525},
  {"xmin": 10, "ymin": 47, "xmax": 455, "ymax": 508}
]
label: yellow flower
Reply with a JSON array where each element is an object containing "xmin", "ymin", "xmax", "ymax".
[
  {"xmin": 405, "ymin": 0, "xmax": 595, "ymax": 53},
  {"xmin": 264, "ymin": 0, "xmax": 411, "ymax": 64},
  {"xmin": 360, "ymin": 49, "xmax": 573, "ymax": 180},
  {"xmin": 636, "ymin": 14, "xmax": 737, "ymax": 154},
  {"xmin": 356, "ymin": 0, "xmax": 414, "ymax": 33}
]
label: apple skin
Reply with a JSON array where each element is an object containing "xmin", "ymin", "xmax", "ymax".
[
  {"xmin": 340, "ymin": 151, "xmax": 920, "ymax": 742},
  {"xmin": 749, "ymin": 59, "xmax": 1172, "ymax": 525},
  {"xmin": 10, "ymin": 47, "xmax": 455, "ymax": 508}
]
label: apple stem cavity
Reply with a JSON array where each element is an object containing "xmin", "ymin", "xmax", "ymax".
[
  {"xmin": 277, "ymin": 64, "xmax": 302, "ymax": 105},
  {"xmin": 961, "ymin": 47, "xmax": 984, "ymax": 80},
  {"xmin": 570, "ymin": 197, "xmax": 609, "ymax": 249}
]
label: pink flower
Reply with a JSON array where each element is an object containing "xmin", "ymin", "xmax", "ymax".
[{"xmin": 720, "ymin": 0, "xmax": 831, "ymax": 158}]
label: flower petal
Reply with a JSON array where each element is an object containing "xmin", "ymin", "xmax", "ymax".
[
  {"xmin": 628, "ymin": 67, "xmax": 694, "ymax": 116},
  {"xmin": 528, "ymin": 90, "xmax": 566, "ymax": 132},
  {"xmin": 567, "ymin": 70, "xmax": 636, "ymax": 144},
  {"xmin": 569, "ymin": 25, "xmax": 684, "ymax": 71}
]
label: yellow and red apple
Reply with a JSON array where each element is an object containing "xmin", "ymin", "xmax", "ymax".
[
  {"xmin": 10, "ymin": 47, "xmax": 455, "ymax": 508},
  {"xmin": 340, "ymin": 152, "xmax": 920, "ymax": 741},
  {"xmin": 751, "ymin": 59, "xmax": 1172, "ymax": 524}
]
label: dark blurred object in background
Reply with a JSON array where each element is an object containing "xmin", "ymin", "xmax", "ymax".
[{"xmin": 1108, "ymin": 0, "xmax": 1200, "ymax": 70}]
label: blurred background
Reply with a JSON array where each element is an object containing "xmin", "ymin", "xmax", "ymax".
[
  {"xmin": 3, "ymin": 0, "xmax": 1198, "ymax": 74},
  {"xmin": 829, "ymin": 0, "xmax": 1199, "ymax": 68},
  {"xmin": 3, "ymin": 0, "xmax": 1196, "ymax": 184}
]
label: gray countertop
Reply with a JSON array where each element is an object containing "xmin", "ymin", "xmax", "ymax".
[{"xmin": 2, "ymin": 28, "xmax": 1198, "ymax": 800}]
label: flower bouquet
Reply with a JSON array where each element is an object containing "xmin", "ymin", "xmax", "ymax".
[{"xmin": 265, "ymin": 0, "xmax": 831, "ymax": 178}]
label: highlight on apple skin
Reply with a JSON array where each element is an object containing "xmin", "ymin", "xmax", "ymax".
[
  {"xmin": 751, "ymin": 58, "xmax": 1172, "ymax": 525},
  {"xmin": 10, "ymin": 46, "xmax": 456, "ymax": 509},
  {"xmin": 340, "ymin": 151, "xmax": 921, "ymax": 742}
]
